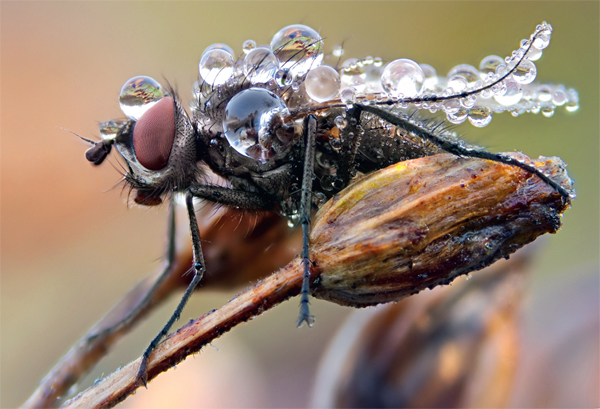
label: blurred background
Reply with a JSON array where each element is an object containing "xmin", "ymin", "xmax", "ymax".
[{"xmin": 2, "ymin": 2, "xmax": 598, "ymax": 408}]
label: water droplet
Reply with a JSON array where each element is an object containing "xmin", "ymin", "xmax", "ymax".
[
  {"xmin": 99, "ymin": 120, "xmax": 121, "ymax": 141},
  {"xmin": 275, "ymin": 69, "xmax": 294, "ymax": 87},
  {"xmin": 536, "ymin": 85, "xmax": 552, "ymax": 102},
  {"xmin": 340, "ymin": 87, "xmax": 356, "ymax": 105},
  {"xmin": 314, "ymin": 192, "xmax": 327, "ymax": 207},
  {"xmin": 242, "ymin": 39, "xmax": 256, "ymax": 54},
  {"xmin": 199, "ymin": 48, "xmax": 235, "ymax": 86},
  {"xmin": 305, "ymin": 65, "xmax": 341, "ymax": 102},
  {"xmin": 468, "ymin": 106, "xmax": 492, "ymax": 127},
  {"xmin": 552, "ymin": 90, "xmax": 567, "ymax": 106},
  {"xmin": 479, "ymin": 55, "xmax": 504, "ymax": 79},
  {"xmin": 380, "ymin": 58, "xmax": 425, "ymax": 97},
  {"xmin": 442, "ymin": 98, "xmax": 461, "ymax": 114},
  {"xmin": 566, "ymin": 100, "xmax": 579, "ymax": 112},
  {"xmin": 494, "ymin": 80, "xmax": 523, "ymax": 106},
  {"xmin": 541, "ymin": 106, "xmax": 555, "ymax": 117},
  {"xmin": 448, "ymin": 64, "xmax": 480, "ymax": 84},
  {"xmin": 243, "ymin": 47, "xmax": 279, "ymax": 84},
  {"xmin": 512, "ymin": 60, "xmax": 537, "ymax": 84},
  {"xmin": 329, "ymin": 137, "xmax": 342, "ymax": 150},
  {"xmin": 223, "ymin": 88, "xmax": 291, "ymax": 161},
  {"xmin": 460, "ymin": 95, "xmax": 477, "ymax": 109},
  {"xmin": 119, "ymin": 76, "xmax": 165, "ymax": 120},
  {"xmin": 446, "ymin": 107, "xmax": 468, "ymax": 124},
  {"xmin": 373, "ymin": 57, "xmax": 383, "ymax": 67},
  {"xmin": 270, "ymin": 24, "xmax": 324, "ymax": 77},
  {"xmin": 334, "ymin": 115, "xmax": 347, "ymax": 129},
  {"xmin": 525, "ymin": 44, "xmax": 542, "ymax": 61},
  {"xmin": 340, "ymin": 58, "xmax": 367, "ymax": 93},
  {"xmin": 532, "ymin": 32, "xmax": 550, "ymax": 49},
  {"xmin": 204, "ymin": 43, "xmax": 234, "ymax": 55},
  {"xmin": 447, "ymin": 75, "xmax": 468, "ymax": 92},
  {"xmin": 332, "ymin": 45, "xmax": 344, "ymax": 58},
  {"xmin": 420, "ymin": 64, "xmax": 438, "ymax": 90},
  {"xmin": 362, "ymin": 56, "xmax": 374, "ymax": 65}
]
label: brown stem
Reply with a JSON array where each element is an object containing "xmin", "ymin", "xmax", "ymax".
[{"xmin": 61, "ymin": 259, "xmax": 304, "ymax": 409}]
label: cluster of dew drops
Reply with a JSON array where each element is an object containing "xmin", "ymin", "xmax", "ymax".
[{"xmin": 103, "ymin": 22, "xmax": 578, "ymax": 161}]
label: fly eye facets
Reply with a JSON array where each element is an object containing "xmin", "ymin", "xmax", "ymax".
[
  {"xmin": 380, "ymin": 59, "xmax": 425, "ymax": 98},
  {"xmin": 305, "ymin": 65, "xmax": 341, "ymax": 102},
  {"xmin": 119, "ymin": 76, "xmax": 165, "ymax": 121},
  {"xmin": 243, "ymin": 47, "xmax": 279, "ymax": 84},
  {"xmin": 199, "ymin": 46, "xmax": 235, "ymax": 86},
  {"xmin": 223, "ymin": 88, "xmax": 291, "ymax": 161},
  {"xmin": 270, "ymin": 24, "xmax": 324, "ymax": 77}
]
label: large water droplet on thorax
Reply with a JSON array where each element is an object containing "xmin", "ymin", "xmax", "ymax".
[{"xmin": 223, "ymin": 88, "xmax": 292, "ymax": 161}]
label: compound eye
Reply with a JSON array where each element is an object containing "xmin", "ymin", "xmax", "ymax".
[{"xmin": 132, "ymin": 96, "xmax": 175, "ymax": 170}]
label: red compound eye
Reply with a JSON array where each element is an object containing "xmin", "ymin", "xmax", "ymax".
[{"xmin": 133, "ymin": 96, "xmax": 175, "ymax": 170}]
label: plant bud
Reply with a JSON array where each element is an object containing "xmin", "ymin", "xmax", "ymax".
[{"xmin": 310, "ymin": 153, "xmax": 573, "ymax": 306}]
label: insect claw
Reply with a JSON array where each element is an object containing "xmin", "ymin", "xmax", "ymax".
[
  {"xmin": 297, "ymin": 301, "xmax": 315, "ymax": 328},
  {"xmin": 135, "ymin": 359, "xmax": 149, "ymax": 389}
]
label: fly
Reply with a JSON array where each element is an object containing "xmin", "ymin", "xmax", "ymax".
[{"xmin": 80, "ymin": 22, "xmax": 577, "ymax": 387}]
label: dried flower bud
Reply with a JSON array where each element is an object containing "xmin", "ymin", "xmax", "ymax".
[{"xmin": 310, "ymin": 153, "xmax": 573, "ymax": 306}]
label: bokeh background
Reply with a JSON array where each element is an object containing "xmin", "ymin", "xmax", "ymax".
[{"xmin": 2, "ymin": 2, "xmax": 598, "ymax": 408}]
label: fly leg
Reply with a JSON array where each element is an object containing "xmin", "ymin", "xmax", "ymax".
[
  {"xmin": 355, "ymin": 103, "xmax": 572, "ymax": 199},
  {"xmin": 86, "ymin": 196, "xmax": 178, "ymax": 343},
  {"xmin": 297, "ymin": 114, "xmax": 317, "ymax": 327},
  {"xmin": 136, "ymin": 186, "xmax": 276, "ymax": 387}
]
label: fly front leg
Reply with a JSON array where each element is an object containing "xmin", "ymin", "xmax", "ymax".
[
  {"xmin": 135, "ymin": 186, "xmax": 277, "ymax": 387},
  {"xmin": 298, "ymin": 115, "xmax": 317, "ymax": 328},
  {"xmin": 136, "ymin": 191, "xmax": 206, "ymax": 387}
]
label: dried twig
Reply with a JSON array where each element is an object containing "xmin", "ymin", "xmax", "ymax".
[{"xmin": 62, "ymin": 259, "xmax": 305, "ymax": 408}]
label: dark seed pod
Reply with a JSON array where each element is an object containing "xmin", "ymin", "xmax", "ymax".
[{"xmin": 310, "ymin": 153, "xmax": 573, "ymax": 306}]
